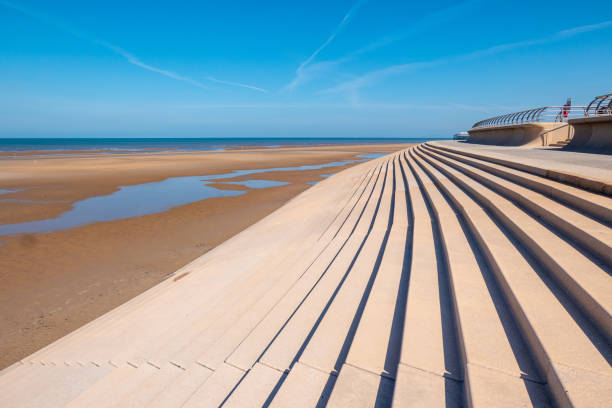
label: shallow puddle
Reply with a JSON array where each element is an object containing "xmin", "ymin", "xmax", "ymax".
[
  {"xmin": 0, "ymin": 156, "xmax": 376, "ymax": 235},
  {"xmin": 224, "ymin": 180, "xmax": 289, "ymax": 189},
  {"xmin": 357, "ymin": 153, "xmax": 387, "ymax": 159},
  {"xmin": 0, "ymin": 176, "xmax": 244, "ymax": 235}
]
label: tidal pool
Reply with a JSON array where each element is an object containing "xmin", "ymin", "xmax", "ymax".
[
  {"xmin": 0, "ymin": 156, "xmax": 372, "ymax": 235},
  {"xmin": 224, "ymin": 180, "xmax": 289, "ymax": 189},
  {"xmin": 0, "ymin": 176, "xmax": 244, "ymax": 235},
  {"xmin": 358, "ymin": 153, "xmax": 387, "ymax": 159}
]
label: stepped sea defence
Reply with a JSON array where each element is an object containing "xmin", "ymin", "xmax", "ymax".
[{"xmin": 0, "ymin": 141, "xmax": 610, "ymax": 407}]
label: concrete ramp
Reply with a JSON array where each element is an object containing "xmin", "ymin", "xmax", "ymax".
[
  {"xmin": 467, "ymin": 123, "xmax": 572, "ymax": 147},
  {"xmin": 567, "ymin": 115, "xmax": 612, "ymax": 151},
  {"xmin": 1, "ymin": 144, "xmax": 611, "ymax": 407}
]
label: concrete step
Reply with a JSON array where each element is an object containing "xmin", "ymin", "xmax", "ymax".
[
  {"xmin": 391, "ymin": 151, "xmax": 463, "ymax": 407},
  {"xmin": 297, "ymin": 160, "xmax": 395, "ymax": 377},
  {"xmin": 189, "ymin": 165, "xmax": 385, "ymax": 371},
  {"xmin": 343, "ymin": 156, "xmax": 409, "ymax": 379},
  {"xmin": 0, "ymin": 364, "xmax": 112, "ymax": 408},
  {"xmin": 412, "ymin": 148, "xmax": 612, "ymax": 407},
  {"xmin": 140, "ymin": 234, "xmax": 322, "ymax": 368},
  {"xmin": 407, "ymin": 149, "xmax": 550, "ymax": 407},
  {"xmin": 424, "ymin": 143, "xmax": 612, "ymax": 224},
  {"xmin": 317, "ymin": 165, "xmax": 378, "ymax": 243},
  {"xmin": 258, "ymin": 162, "xmax": 389, "ymax": 372},
  {"xmin": 112, "ymin": 362, "xmax": 210, "ymax": 407},
  {"xmin": 326, "ymin": 363, "xmax": 394, "ymax": 408},
  {"xmin": 225, "ymin": 163, "xmax": 386, "ymax": 371},
  {"xmin": 268, "ymin": 362, "xmax": 331, "ymax": 407},
  {"xmin": 220, "ymin": 363, "xmax": 284, "ymax": 408},
  {"xmin": 182, "ymin": 363, "xmax": 246, "ymax": 408},
  {"xmin": 416, "ymin": 147, "xmax": 612, "ymax": 342},
  {"xmin": 549, "ymin": 140, "xmax": 571, "ymax": 148},
  {"xmin": 421, "ymin": 144, "xmax": 612, "ymax": 264},
  {"xmin": 393, "ymin": 364, "xmax": 462, "ymax": 408},
  {"xmin": 66, "ymin": 364, "xmax": 161, "ymax": 407},
  {"xmin": 427, "ymin": 142, "xmax": 612, "ymax": 196}
]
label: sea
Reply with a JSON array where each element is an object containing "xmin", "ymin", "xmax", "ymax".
[{"xmin": 0, "ymin": 137, "xmax": 449, "ymax": 153}]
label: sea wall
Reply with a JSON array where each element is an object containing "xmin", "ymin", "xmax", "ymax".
[
  {"xmin": 566, "ymin": 115, "xmax": 612, "ymax": 151},
  {"xmin": 467, "ymin": 122, "xmax": 571, "ymax": 147}
]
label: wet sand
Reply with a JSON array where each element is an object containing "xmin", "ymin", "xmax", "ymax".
[{"xmin": 0, "ymin": 143, "xmax": 410, "ymax": 369}]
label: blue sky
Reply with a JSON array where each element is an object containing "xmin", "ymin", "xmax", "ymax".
[{"xmin": 1, "ymin": 0, "xmax": 611, "ymax": 138}]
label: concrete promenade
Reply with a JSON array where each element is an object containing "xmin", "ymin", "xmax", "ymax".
[{"xmin": 0, "ymin": 143, "xmax": 610, "ymax": 407}]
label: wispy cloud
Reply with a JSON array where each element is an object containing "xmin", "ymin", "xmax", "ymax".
[
  {"xmin": 324, "ymin": 19, "xmax": 612, "ymax": 97},
  {"xmin": 284, "ymin": 0, "xmax": 367, "ymax": 91},
  {"xmin": 96, "ymin": 41, "xmax": 209, "ymax": 89},
  {"xmin": 345, "ymin": 0, "xmax": 481, "ymax": 60},
  {"xmin": 285, "ymin": 0, "xmax": 479, "ymax": 92},
  {"xmin": 320, "ymin": 61, "xmax": 437, "ymax": 101},
  {"xmin": 555, "ymin": 20, "xmax": 612, "ymax": 37},
  {"xmin": 1, "ymin": 0, "xmax": 267, "ymax": 93},
  {"xmin": 204, "ymin": 76, "xmax": 269, "ymax": 93},
  {"xmin": 171, "ymin": 101, "xmax": 519, "ymax": 112},
  {"xmin": 446, "ymin": 102, "xmax": 524, "ymax": 114}
]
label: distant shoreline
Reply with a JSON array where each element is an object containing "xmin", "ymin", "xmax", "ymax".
[{"xmin": 0, "ymin": 137, "xmax": 449, "ymax": 154}]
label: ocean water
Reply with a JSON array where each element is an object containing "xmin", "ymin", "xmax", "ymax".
[{"xmin": 0, "ymin": 137, "xmax": 448, "ymax": 153}]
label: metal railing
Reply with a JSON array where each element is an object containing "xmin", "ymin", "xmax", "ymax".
[
  {"xmin": 472, "ymin": 106, "xmax": 586, "ymax": 129},
  {"xmin": 585, "ymin": 94, "xmax": 612, "ymax": 117}
]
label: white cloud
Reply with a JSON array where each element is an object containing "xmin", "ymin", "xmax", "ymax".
[
  {"xmin": 324, "ymin": 19, "xmax": 612, "ymax": 97},
  {"xmin": 284, "ymin": 0, "xmax": 367, "ymax": 91},
  {"xmin": 204, "ymin": 76, "xmax": 269, "ymax": 93},
  {"xmin": 0, "ymin": 1, "xmax": 267, "ymax": 93},
  {"xmin": 285, "ymin": 1, "xmax": 480, "ymax": 92}
]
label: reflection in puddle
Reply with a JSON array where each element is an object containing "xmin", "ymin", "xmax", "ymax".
[
  {"xmin": 0, "ymin": 189, "xmax": 18, "ymax": 195},
  {"xmin": 0, "ymin": 156, "xmax": 374, "ymax": 236},
  {"xmin": 202, "ymin": 158, "xmax": 362, "ymax": 181},
  {"xmin": 308, "ymin": 172, "xmax": 338, "ymax": 185},
  {"xmin": 357, "ymin": 153, "xmax": 387, "ymax": 159},
  {"xmin": 0, "ymin": 199, "xmax": 67, "ymax": 204},
  {"xmin": 224, "ymin": 180, "xmax": 289, "ymax": 189},
  {"xmin": 0, "ymin": 176, "xmax": 244, "ymax": 235}
]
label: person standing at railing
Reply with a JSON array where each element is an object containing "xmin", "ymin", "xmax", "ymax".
[{"xmin": 561, "ymin": 97, "xmax": 571, "ymax": 122}]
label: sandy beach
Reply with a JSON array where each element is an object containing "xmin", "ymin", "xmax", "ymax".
[{"xmin": 0, "ymin": 143, "xmax": 410, "ymax": 369}]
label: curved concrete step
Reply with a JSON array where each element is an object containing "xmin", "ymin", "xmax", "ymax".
[
  {"xmin": 407, "ymin": 150, "xmax": 550, "ymax": 407},
  {"xmin": 411, "ymin": 148, "xmax": 612, "ymax": 407},
  {"xmin": 343, "ymin": 156, "xmax": 409, "ymax": 373},
  {"xmin": 221, "ymin": 159, "xmax": 396, "ymax": 405},
  {"xmin": 219, "ymin": 363, "xmax": 284, "ymax": 408},
  {"xmin": 415, "ymin": 146, "xmax": 612, "ymax": 342},
  {"xmin": 426, "ymin": 141, "xmax": 612, "ymax": 196},
  {"xmin": 257, "ymin": 162, "xmax": 390, "ymax": 373},
  {"xmin": 421, "ymin": 144, "xmax": 612, "ymax": 265},
  {"xmin": 297, "ymin": 159, "xmax": 395, "ymax": 375},
  {"xmin": 225, "ymin": 164, "xmax": 386, "ymax": 372},
  {"xmin": 425, "ymin": 143, "xmax": 612, "ymax": 224},
  {"xmin": 392, "ymin": 152, "xmax": 462, "ymax": 407}
]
